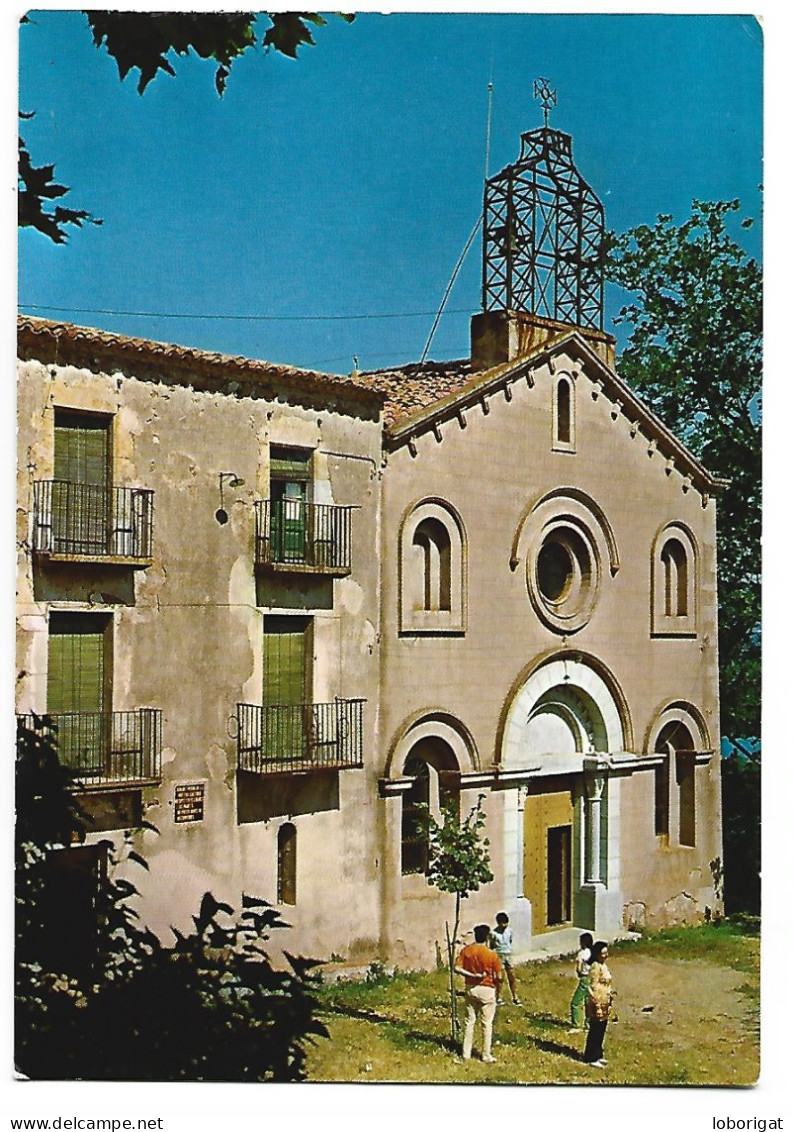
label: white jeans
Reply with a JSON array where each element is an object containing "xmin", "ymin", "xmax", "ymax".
[{"xmin": 462, "ymin": 985, "xmax": 497, "ymax": 1059}]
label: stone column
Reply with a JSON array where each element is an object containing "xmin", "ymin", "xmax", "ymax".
[{"xmin": 584, "ymin": 769, "xmax": 605, "ymax": 884}]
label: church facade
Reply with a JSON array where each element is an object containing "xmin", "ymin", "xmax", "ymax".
[{"xmin": 16, "ymin": 119, "xmax": 724, "ymax": 968}]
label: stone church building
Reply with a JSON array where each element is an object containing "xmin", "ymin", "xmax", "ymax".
[{"xmin": 16, "ymin": 118, "xmax": 724, "ymax": 968}]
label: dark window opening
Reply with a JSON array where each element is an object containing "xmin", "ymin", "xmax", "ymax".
[
  {"xmin": 413, "ymin": 518, "xmax": 452, "ymax": 612},
  {"xmin": 537, "ymin": 540, "xmax": 573, "ymax": 602},
  {"xmin": 401, "ymin": 757, "xmax": 430, "ymax": 874},
  {"xmin": 661, "ymin": 538, "xmax": 689, "ymax": 617},
  {"xmin": 277, "ymin": 822, "xmax": 297, "ymax": 905},
  {"xmin": 546, "ymin": 825, "xmax": 572, "ymax": 926},
  {"xmin": 556, "ymin": 379, "xmax": 571, "ymax": 444}
]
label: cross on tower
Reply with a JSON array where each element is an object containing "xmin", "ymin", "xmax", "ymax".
[{"xmin": 533, "ymin": 77, "xmax": 557, "ymax": 127}]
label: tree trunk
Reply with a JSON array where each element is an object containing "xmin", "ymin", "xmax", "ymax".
[{"xmin": 445, "ymin": 892, "xmax": 463, "ymax": 1044}]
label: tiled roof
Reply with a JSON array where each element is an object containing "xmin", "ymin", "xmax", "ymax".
[
  {"xmin": 16, "ymin": 315, "xmax": 484, "ymax": 429},
  {"xmin": 16, "ymin": 316, "xmax": 385, "ymax": 409},
  {"xmin": 353, "ymin": 359, "xmax": 479, "ymax": 428}
]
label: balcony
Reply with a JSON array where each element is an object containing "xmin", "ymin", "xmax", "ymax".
[
  {"xmin": 236, "ymin": 699, "xmax": 365, "ymax": 774},
  {"xmin": 17, "ymin": 709, "xmax": 162, "ymax": 789},
  {"xmin": 33, "ymin": 481, "xmax": 154, "ymax": 566},
  {"xmin": 255, "ymin": 500, "xmax": 353, "ymax": 576}
]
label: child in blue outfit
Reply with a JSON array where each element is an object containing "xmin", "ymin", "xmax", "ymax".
[
  {"xmin": 568, "ymin": 932, "xmax": 594, "ymax": 1033},
  {"xmin": 490, "ymin": 912, "xmax": 522, "ymax": 1005}
]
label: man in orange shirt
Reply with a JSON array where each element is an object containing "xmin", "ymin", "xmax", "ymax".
[{"xmin": 454, "ymin": 923, "xmax": 504, "ymax": 1063}]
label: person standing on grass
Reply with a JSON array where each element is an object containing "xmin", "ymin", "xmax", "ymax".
[
  {"xmin": 490, "ymin": 912, "xmax": 521, "ymax": 1005},
  {"xmin": 568, "ymin": 931, "xmax": 594, "ymax": 1033},
  {"xmin": 454, "ymin": 924, "xmax": 504, "ymax": 1063},
  {"xmin": 583, "ymin": 940, "xmax": 614, "ymax": 1068}
]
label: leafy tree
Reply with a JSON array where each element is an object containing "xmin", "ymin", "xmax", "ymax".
[
  {"xmin": 20, "ymin": 11, "xmax": 354, "ymax": 243},
  {"xmin": 425, "ymin": 796, "xmax": 494, "ymax": 1042},
  {"xmin": 15, "ymin": 715, "xmax": 328, "ymax": 1081},
  {"xmin": 606, "ymin": 198, "xmax": 761, "ymax": 910}
]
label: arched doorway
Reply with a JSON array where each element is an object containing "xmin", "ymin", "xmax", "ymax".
[{"xmin": 501, "ymin": 656, "xmax": 628, "ymax": 936}]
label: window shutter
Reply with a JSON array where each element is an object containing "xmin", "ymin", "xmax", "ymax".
[
  {"xmin": 263, "ymin": 619, "xmax": 307, "ymax": 706},
  {"xmin": 270, "ymin": 448, "xmax": 311, "ymax": 482},
  {"xmin": 48, "ymin": 616, "xmax": 106, "ymax": 713},
  {"xmin": 54, "ymin": 414, "xmax": 109, "ymax": 486}
]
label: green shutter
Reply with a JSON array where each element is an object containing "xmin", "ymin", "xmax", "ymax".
[
  {"xmin": 48, "ymin": 620, "xmax": 105, "ymax": 713},
  {"xmin": 263, "ymin": 619, "xmax": 307, "ymax": 706},
  {"xmin": 263, "ymin": 619, "xmax": 309, "ymax": 762},
  {"xmin": 270, "ymin": 448, "xmax": 311, "ymax": 482},
  {"xmin": 54, "ymin": 414, "xmax": 109, "ymax": 486},
  {"xmin": 48, "ymin": 615, "xmax": 109, "ymax": 773}
]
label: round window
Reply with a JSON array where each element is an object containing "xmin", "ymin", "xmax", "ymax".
[
  {"xmin": 529, "ymin": 521, "xmax": 599, "ymax": 632},
  {"xmin": 537, "ymin": 541, "xmax": 574, "ymax": 602}
]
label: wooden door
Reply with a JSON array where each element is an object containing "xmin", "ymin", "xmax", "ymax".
[{"xmin": 524, "ymin": 789, "xmax": 574, "ymax": 933}]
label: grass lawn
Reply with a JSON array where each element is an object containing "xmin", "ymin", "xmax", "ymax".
[{"xmin": 306, "ymin": 922, "xmax": 759, "ymax": 1086}]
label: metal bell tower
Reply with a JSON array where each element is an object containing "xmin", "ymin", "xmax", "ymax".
[{"xmin": 482, "ymin": 79, "xmax": 605, "ymax": 330}]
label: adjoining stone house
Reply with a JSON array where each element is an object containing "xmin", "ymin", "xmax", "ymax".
[{"xmin": 16, "ymin": 119, "xmax": 725, "ymax": 970}]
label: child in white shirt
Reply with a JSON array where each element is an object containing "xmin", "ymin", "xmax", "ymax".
[{"xmin": 568, "ymin": 932, "xmax": 594, "ymax": 1033}]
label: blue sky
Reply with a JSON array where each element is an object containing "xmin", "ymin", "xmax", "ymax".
[{"xmin": 18, "ymin": 11, "xmax": 762, "ymax": 373}]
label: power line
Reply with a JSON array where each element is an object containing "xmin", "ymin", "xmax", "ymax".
[{"xmin": 18, "ymin": 302, "xmax": 473, "ymax": 324}]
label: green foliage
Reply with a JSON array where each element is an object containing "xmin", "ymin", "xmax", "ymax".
[
  {"xmin": 18, "ymin": 135, "xmax": 102, "ymax": 244},
  {"xmin": 606, "ymin": 199, "xmax": 761, "ymax": 743},
  {"xmin": 425, "ymin": 796, "xmax": 494, "ymax": 899},
  {"xmin": 86, "ymin": 11, "xmax": 258, "ymax": 96},
  {"xmin": 423, "ymin": 796, "xmax": 493, "ymax": 1044},
  {"xmin": 21, "ymin": 11, "xmax": 354, "ymax": 242},
  {"xmin": 606, "ymin": 200, "xmax": 761, "ymax": 916},
  {"xmin": 15, "ymin": 714, "xmax": 88, "ymax": 854},
  {"xmin": 15, "ymin": 716, "xmax": 328, "ymax": 1081},
  {"xmin": 720, "ymin": 743, "xmax": 760, "ymax": 915}
]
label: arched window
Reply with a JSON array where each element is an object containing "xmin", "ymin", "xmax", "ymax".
[
  {"xmin": 654, "ymin": 721, "xmax": 696, "ymax": 846},
  {"xmin": 676, "ymin": 752, "xmax": 696, "ymax": 848},
  {"xmin": 399, "ymin": 736, "xmax": 462, "ymax": 876},
  {"xmin": 652, "ymin": 524, "xmax": 697, "ymax": 636},
  {"xmin": 556, "ymin": 378, "xmax": 571, "ymax": 444},
  {"xmin": 413, "ymin": 518, "xmax": 451, "ymax": 611},
  {"xmin": 277, "ymin": 822, "xmax": 297, "ymax": 904},
  {"xmin": 399, "ymin": 500, "xmax": 466, "ymax": 634},
  {"xmin": 401, "ymin": 757, "xmax": 430, "ymax": 875},
  {"xmin": 553, "ymin": 375, "xmax": 575, "ymax": 451},
  {"xmin": 661, "ymin": 538, "xmax": 688, "ymax": 617}
]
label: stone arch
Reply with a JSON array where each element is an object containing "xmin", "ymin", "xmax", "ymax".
[
  {"xmin": 384, "ymin": 709, "xmax": 479, "ymax": 780},
  {"xmin": 499, "ymin": 652, "xmax": 631, "ymax": 767},
  {"xmin": 510, "ymin": 486, "xmax": 620, "ymax": 577},
  {"xmin": 644, "ymin": 699, "xmax": 711, "ymax": 755},
  {"xmin": 399, "ymin": 497, "xmax": 467, "ymax": 634},
  {"xmin": 651, "ymin": 521, "xmax": 699, "ymax": 636}
]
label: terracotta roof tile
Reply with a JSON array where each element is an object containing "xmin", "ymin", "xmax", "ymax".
[
  {"xmin": 16, "ymin": 316, "xmax": 385, "ymax": 408},
  {"xmin": 354, "ymin": 359, "xmax": 479, "ymax": 427}
]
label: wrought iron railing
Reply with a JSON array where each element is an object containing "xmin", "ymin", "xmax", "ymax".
[
  {"xmin": 255, "ymin": 500, "xmax": 353, "ymax": 572},
  {"xmin": 236, "ymin": 699, "xmax": 365, "ymax": 774},
  {"xmin": 33, "ymin": 480, "xmax": 154, "ymax": 561},
  {"xmin": 17, "ymin": 709, "xmax": 162, "ymax": 788}
]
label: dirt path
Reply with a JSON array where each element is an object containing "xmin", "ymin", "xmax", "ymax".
[{"xmin": 602, "ymin": 954, "xmax": 757, "ymax": 1075}]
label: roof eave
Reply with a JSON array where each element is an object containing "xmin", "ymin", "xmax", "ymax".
[
  {"xmin": 385, "ymin": 330, "xmax": 725, "ymax": 494},
  {"xmin": 17, "ymin": 316, "xmax": 386, "ymax": 413}
]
